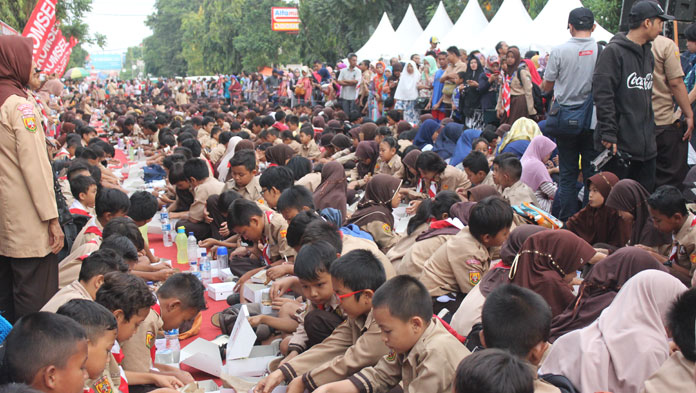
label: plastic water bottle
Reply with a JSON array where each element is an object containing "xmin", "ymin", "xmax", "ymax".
[
  {"xmin": 200, "ymin": 252, "xmax": 212, "ymax": 285},
  {"xmin": 174, "ymin": 227, "xmax": 188, "ymax": 265},
  {"xmin": 216, "ymin": 247, "xmax": 228, "ymax": 278},
  {"xmin": 189, "ymin": 260, "xmax": 201, "ymax": 280},
  {"xmin": 117, "ymin": 137, "xmax": 124, "ymax": 150},
  {"xmin": 160, "ymin": 208, "xmax": 173, "ymax": 247},
  {"xmin": 137, "ymin": 147, "xmax": 145, "ymax": 161},
  {"xmin": 165, "ymin": 329, "xmax": 180, "ymax": 363},
  {"xmin": 187, "ymin": 232, "xmax": 197, "ymax": 263}
]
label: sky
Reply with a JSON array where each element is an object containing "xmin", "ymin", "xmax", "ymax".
[{"xmin": 84, "ymin": 0, "xmax": 156, "ymax": 54}]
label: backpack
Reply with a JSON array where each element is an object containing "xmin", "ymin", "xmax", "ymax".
[
  {"xmin": 512, "ymin": 202, "xmax": 563, "ymax": 229},
  {"xmin": 517, "ymin": 64, "xmax": 545, "ymax": 116}
]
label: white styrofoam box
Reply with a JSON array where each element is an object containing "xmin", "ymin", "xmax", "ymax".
[{"xmin": 207, "ymin": 282, "xmax": 237, "ymax": 301}]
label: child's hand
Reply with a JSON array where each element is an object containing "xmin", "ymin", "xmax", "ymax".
[
  {"xmin": 152, "ymin": 269, "xmax": 176, "ymax": 282},
  {"xmin": 405, "ymin": 200, "xmax": 421, "ymax": 215},
  {"xmin": 248, "ymin": 315, "xmax": 264, "ymax": 327},
  {"xmin": 266, "ymin": 264, "xmax": 293, "ymax": 281},
  {"xmin": 152, "ymin": 374, "xmax": 184, "ymax": 389},
  {"xmin": 198, "ymin": 238, "xmax": 218, "ymax": 249},
  {"xmin": 234, "ymin": 269, "xmax": 256, "ymax": 293},
  {"xmin": 220, "ymin": 221, "xmax": 230, "ymax": 237},
  {"xmin": 270, "ymin": 276, "xmax": 300, "ymax": 300},
  {"xmin": 286, "ymin": 376, "xmax": 306, "ymax": 393},
  {"xmin": 172, "ymin": 370, "xmax": 194, "ymax": 384},
  {"xmin": 254, "ymin": 370, "xmax": 285, "ymax": 393}
]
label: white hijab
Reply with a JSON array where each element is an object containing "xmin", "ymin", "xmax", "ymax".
[
  {"xmin": 216, "ymin": 136, "xmax": 242, "ymax": 182},
  {"xmin": 394, "ymin": 60, "xmax": 420, "ymax": 101}
]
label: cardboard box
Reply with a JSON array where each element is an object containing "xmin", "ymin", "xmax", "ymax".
[
  {"xmin": 225, "ymin": 345, "xmax": 279, "ymax": 377},
  {"xmin": 242, "ymin": 283, "xmax": 269, "ymax": 303},
  {"xmin": 207, "ymin": 282, "xmax": 237, "ymax": 301}
]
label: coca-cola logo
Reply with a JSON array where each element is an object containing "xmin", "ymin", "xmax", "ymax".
[{"xmin": 626, "ymin": 72, "xmax": 653, "ymax": 90}]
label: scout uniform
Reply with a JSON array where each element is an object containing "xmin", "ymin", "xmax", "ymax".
[
  {"xmin": 481, "ymin": 171, "xmax": 497, "ymax": 188},
  {"xmin": 642, "ymin": 351, "xmax": 696, "ymax": 393},
  {"xmin": 60, "ymin": 176, "xmax": 75, "ymax": 206},
  {"xmin": 70, "ymin": 216, "xmax": 104, "ymax": 253},
  {"xmin": 410, "ymin": 165, "xmax": 471, "ymax": 200},
  {"xmin": 189, "ymin": 177, "xmax": 225, "ymax": 223},
  {"xmin": 87, "ymin": 348, "xmax": 123, "ymax": 393},
  {"xmin": 534, "ymin": 377, "xmax": 561, "ymax": 393},
  {"xmin": 295, "ymin": 172, "xmax": 322, "ymax": 192},
  {"xmin": 287, "ymin": 140, "xmax": 302, "ymax": 155},
  {"xmin": 502, "ymin": 180, "xmax": 539, "ymax": 207},
  {"xmin": 197, "ymin": 129, "xmax": 217, "ymax": 151},
  {"xmin": 259, "ymin": 210, "xmax": 296, "ymax": 264},
  {"xmin": 669, "ymin": 213, "xmax": 696, "ymax": 277},
  {"xmin": 41, "ymin": 280, "xmax": 92, "ymax": 312},
  {"xmin": 348, "ymin": 318, "xmax": 469, "ymax": 393},
  {"xmin": 359, "ymin": 221, "xmax": 401, "ymax": 255},
  {"xmin": 59, "ymin": 240, "xmax": 100, "ymax": 288},
  {"xmin": 70, "ymin": 199, "xmax": 94, "ymax": 218},
  {"xmin": 397, "ymin": 234, "xmax": 452, "ymax": 278},
  {"xmin": 121, "ymin": 305, "xmax": 163, "ymax": 373},
  {"xmin": 299, "ymin": 139, "xmax": 321, "ymax": 160},
  {"xmin": 385, "ymin": 222, "xmax": 428, "ymax": 270},
  {"xmin": 419, "ymin": 227, "xmax": 491, "ymax": 297},
  {"xmin": 278, "ymin": 309, "xmax": 390, "ymax": 390},
  {"xmin": 208, "ymin": 143, "xmax": 226, "ymax": 166},
  {"xmin": 374, "ymin": 154, "xmax": 405, "ymax": 179},
  {"xmin": 287, "ymin": 295, "xmax": 343, "ymax": 354},
  {"xmin": 223, "ymin": 175, "xmax": 263, "ymax": 203},
  {"xmin": 342, "ymin": 233, "xmax": 396, "ymax": 279}
]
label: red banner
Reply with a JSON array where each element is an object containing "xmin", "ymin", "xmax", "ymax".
[
  {"xmin": 22, "ymin": 0, "xmax": 58, "ymax": 63},
  {"xmin": 43, "ymin": 32, "xmax": 77, "ymax": 76},
  {"xmin": 35, "ymin": 24, "xmax": 60, "ymax": 70},
  {"xmin": 55, "ymin": 37, "xmax": 78, "ymax": 76}
]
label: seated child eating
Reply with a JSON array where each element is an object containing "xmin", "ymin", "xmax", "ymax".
[
  {"xmin": 127, "ymin": 191, "xmax": 161, "ymax": 264},
  {"xmin": 299, "ymin": 125, "xmax": 321, "ymax": 160},
  {"xmin": 222, "ymin": 150, "xmax": 263, "ymax": 202},
  {"xmin": 259, "ymin": 166, "xmax": 295, "ymax": 209},
  {"xmin": 178, "ymin": 158, "xmax": 225, "ymax": 240},
  {"xmin": 313, "ymin": 275, "xmax": 469, "ymax": 393}
]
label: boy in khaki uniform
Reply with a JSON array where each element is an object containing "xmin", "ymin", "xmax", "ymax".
[
  {"xmin": 177, "ymin": 158, "xmax": 225, "ymax": 239},
  {"xmin": 255, "ymin": 250, "xmax": 389, "ymax": 393},
  {"xmin": 298, "ymin": 126, "xmax": 321, "ymax": 160},
  {"xmin": 314, "ymin": 276, "xmax": 469, "ymax": 393},
  {"xmin": 71, "ymin": 188, "xmax": 131, "ymax": 253},
  {"xmin": 223, "ymin": 150, "xmax": 264, "ymax": 202},
  {"xmin": 420, "ymin": 197, "xmax": 513, "ymax": 313},
  {"xmin": 493, "ymin": 154, "xmax": 538, "ymax": 207}
]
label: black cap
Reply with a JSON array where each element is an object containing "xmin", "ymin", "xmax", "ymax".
[
  {"xmin": 568, "ymin": 7, "xmax": 594, "ymax": 29},
  {"xmin": 629, "ymin": 1, "xmax": 674, "ymax": 23}
]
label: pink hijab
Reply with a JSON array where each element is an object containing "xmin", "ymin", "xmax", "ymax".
[
  {"xmin": 520, "ymin": 135, "xmax": 556, "ymax": 191},
  {"xmin": 539, "ymin": 270, "xmax": 686, "ymax": 393}
]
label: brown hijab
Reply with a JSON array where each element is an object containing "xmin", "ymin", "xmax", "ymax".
[
  {"xmin": 347, "ymin": 174, "xmax": 401, "ymax": 228},
  {"xmin": 313, "ymin": 161, "xmax": 347, "ymax": 220},
  {"xmin": 331, "ymin": 133, "xmax": 352, "ymax": 150},
  {"xmin": 359, "ymin": 123, "xmax": 378, "ymax": 141},
  {"xmin": 416, "ymin": 201, "xmax": 473, "ymax": 241},
  {"xmin": 467, "ymin": 185, "xmax": 501, "ymax": 202},
  {"xmin": 402, "ymin": 149, "xmax": 421, "ymax": 184},
  {"xmin": 235, "ymin": 139, "xmax": 255, "ymax": 152},
  {"xmin": 265, "ymin": 144, "xmax": 295, "ymax": 166},
  {"xmin": 549, "ymin": 246, "xmax": 668, "ymax": 342},
  {"xmin": 396, "ymin": 120, "xmax": 412, "ymax": 134},
  {"xmin": 0, "ymin": 36, "xmax": 32, "ymax": 106},
  {"xmin": 509, "ymin": 229, "xmax": 597, "ymax": 317},
  {"xmin": 355, "ymin": 141, "xmax": 379, "ymax": 177},
  {"xmin": 605, "ymin": 179, "xmax": 671, "ymax": 247},
  {"xmin": 565, "ymin": 172, "xmax": 630, "ymax": 248}
]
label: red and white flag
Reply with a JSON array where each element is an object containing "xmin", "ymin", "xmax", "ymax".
[{"xmin": 22, "ymin": 0, "xmax": 58, "ymax": 63}]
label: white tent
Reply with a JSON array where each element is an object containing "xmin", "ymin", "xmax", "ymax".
[
  {"xmin": 531, "ymin": 0, "xmax": 614, "ymax": 51},
  {"xmin": 356, "ymin": 13, "xmax": 399, "ymax": 62},
  {"xmin": 395, "ymin": 4, "xmax": 424, "ymax": 59},
  {"xmin": 441, "ymin": 0, "xmax": 489, "ymax": 51},
  {"xmin": 478, "ymin": 0, "xmax": 535, "ymax": 52},
  {"xmin": 406, "ymin": 2, "xmax": 454, "ymax": 58}
]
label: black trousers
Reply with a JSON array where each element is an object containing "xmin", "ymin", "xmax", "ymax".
[
  {"xmin": 0, "ymin": 253, "xmax": 58, "ymax": 323},
  {"xmin": 604, "ymin": 156, "xmax": 657, "ymax": 193},
  {"xmin": 655, "ymin": 121, "xmax": 689, "ymax": 190},
  {"xmin": 304, "ymin": 309, "xmax": 345, "ymax": 348}
]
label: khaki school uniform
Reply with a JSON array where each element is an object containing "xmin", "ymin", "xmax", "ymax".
[
  {"xmin": 209, "ymin": 143, "xmax": 226, "ymax": 165},
  {"xmin": 449, "ymin": 283, "xmax": 486, "ymax": 337},
  {"xmin": 420, "ymin": 227, "xmax": 490, "ymax": 297},
  {"xmin": 342, "ymin": 233, "xmax": 396, "ymax": 279},
  {"xmin": 642, "ymin": 351, "xmax": 696, "ymax": 393},
  {"xmin": 534, "ymin": 377, "xmax": 562, "ymax": 393},
  {"xmin": 374, "ymin": 155, "xmax": 404, "ymax": 178},
  {"xmin": 360, "ymin": 221, "xmax": 401, "ymax": 254},
  {"xmin": 58, "ymin": 241, "xmax": 100, "ymax": 289},
  {"xmin": 259, "ymin": 210, "xmax": 296, "ymax": 263},
  {"xmin": 189, "ymin": 177, "xmax": 225, "ymax": 223},
  {"xmin": 670, "ymin": 213, "xmax": 696, "ymax": 277},
  {"xmin": 121, "ymin": 307, "xmax": 163, "ymax": 372},
  {"xmin": 198, "ymin": 129, "xmax": 217, "ymax": 150},
  {"xmin": 439, "ymin": 165, "xmax": 471, "ymax": 193},
  {"xmin": 348, "ymin": 318, "xmax": 469, "ymax": 393},
  {"xmin": 502, "ymin": 180, "xmax": 539, "ymax": 207},
  {"xmin": 288, "ymin": 295, "xmax": 342, "ymax": 354},
  {"xmin": 397, "ymin": 234, "xmax": 452, "ymax": 278},
  {"xmin": 88, "ymin": 352, "xmax": 121, "ymax": 393},
  {"xmin": 60, "ymin": 176, "xmax": 75, "ymax": 206},
  {"xmin": 299, "ymin": 139, "xmax": 321, "ymax": 160},
  {"xmin": 41, "ymin": 280, "xmax": 92, "ymax": 312},
  {"xmin": 70, "ymin": 216, "xmax": 104, "ymax": 254},
  {"xmin": 295, "ymin": 172, "xmax": 322, "ymax": 192},
  {"xmin": 481, "ymin": 171, "xmax": 497, "ymax": 188},
  {"xmin": 385, "ymin": 223, "xmax": 428, "ymax": 271},
  {"xmin": 278, "ymin": 310, "xmax": 389, "ymax": 390},
  {"xmin": 223, "ymin": 175, "xmax": 263, "ymax": 202},
  {"xmin": 287, "ymin": 140, "xmax": 302, "ymax": 155}
]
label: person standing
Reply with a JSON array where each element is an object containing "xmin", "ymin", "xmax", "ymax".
[
  {"xmin": 541, "ymin": 7, "xmax": 601, "ymax": 221},
  {"xmin": 337, "ymin": 53, "xmax": 361, "ymax": 115},
  {"xmin": 439, "ymin": 47, "xmax": 468, "ymax": 118},
  {"xmin": 427, "ymin": 51, "xmax": 448, "ymax": 121},
  {"xmin": 0, "ymin": 36, "xmax": 64, "ymax": 323},
  {"xmin": 593, "ymin": 1, "xmax": 672, "ymax": 192}
]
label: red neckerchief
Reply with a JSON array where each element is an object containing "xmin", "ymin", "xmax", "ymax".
[
  {"xmin": 149, "ymin": 304, "xmax": 162, "ymax": 364},
  {"xmin": 70, "ymin": 208, "xmax": 91, "ymax": 217},
  {"xmin": 85, "ymin": 225, "xmax": 102, "ymax": 237},
  {"xmin": 435, "ymin": 315, "xmax": 466, "ymax": 343},
  {"xmin": 261, "ymin": 211, "xmax": 274, "ymax": 266},
  {"xmin": 30, "ymin": 91, "xmax": 50, "ymax": 136},
  {"xmin": 429, "ymin": 219, "xmax": 455, "ymax": 230}
]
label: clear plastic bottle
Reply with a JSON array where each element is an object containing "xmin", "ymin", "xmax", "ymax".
[
  {"xmin": 165, "ymin": 329, "xmax": 180, "ymax": 363},
  {"xmin": 216, "ymin": 247, "xmax": 228, "ymax": 278},
  {"xmin": 189, "ymin": 260, "xmax": 201, "ymax": 280},
  {"xmin": 200, "ymin": 252, "xmax": 212, "ymax": 285},
  {"xmin": 160, "ymin": 208, "xmax": 172, "ymax": 247},
  {"xmin": 187, "ymin": 232, "xmax": 197, "ymax": 263},
  {"xmin": 117, "ymin": 137, "xmax": 124, "ymax": 150},
  {"xmin": 174, "ymin": 227, "xmax": 188, "ymax": 265}
]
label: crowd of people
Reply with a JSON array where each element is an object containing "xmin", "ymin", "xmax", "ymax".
[{"xmin": 1, "ymin": 2, "xmax": 696, "ymax": 393}]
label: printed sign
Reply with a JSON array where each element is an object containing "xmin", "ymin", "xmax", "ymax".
[{"xmin": 271, "ymin": 7, "xmax": 300, "ymax": 31}]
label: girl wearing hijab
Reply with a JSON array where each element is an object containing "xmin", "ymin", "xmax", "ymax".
[
  {"xmin": 495, "ymin": 117, "xmax": 542, "ymax": 158},
  {"xmin": 549, "ymin": 246, "xmax": 667, "ymax": 342},
  {"xmin": 394, "ymin": 61, "xmax": 420, "ymax": 125},
  {"xmin": 540, "ymin": 270, "xmax": 686, "ymax": 393},
  {"xmin": 417, "ymin": 55, "xmax": 437, "ymax": 101},
  {"xmin": 387, "ymin": 63, "xmax": 401, "ymax": 100},
  {"xmin": 496, "ymin": 47, "xmax": 537, "ymax": 125},
  {"xmin": 450, "ymin": 225, "xmax": 548, "ymax": 336},
  {"xmin": 347, "ymin": 140, "xmax": 379, "ymax": 190},
  {"xmin": 466, "ymin": 185, "xmax": 500, "ymax": 202},
  {"xmin": 509, "ymin": 229, "xmax": 602, "ymax": 317},
  {"xmin": 565, "ymin": 172, "xmax": 631, "ymax": 248},
  {"xmin": 346, "ymin": 174, "xmax": 402, "ymax": 252},
  {"xmin": 313, "ymin": 161, "xmax": 348, "ymax": 222},
  {"xmin": 412, "ymin": 118, "xmax": 441, "ymax": 149},
  {"xmin": 461, "ymin": 57, "xmax": 484, "ymax": 128},
  {"xmin": 520, "ymin": 135, "xmax": 557, "ymax": 212},
  {"xmin": 605, "ymin": 179, "xmax": 672, "ymax": 251},
  {"xmin": 368, "ymin": 61, "xmax": 388, "ymax": 121},
  {"xmin": 432, "ymin": 121, "xmax": 464, "ymax": 160},
  {"xmin": 216, "ymin": 136, "xmax": 242, "ymax": 182},
  {"xmin": 264, "ymin": 143, "xmax": 296, "ymax": 166},
  {"xmin": 401, "ymin": 148, "xmax": 421, "ymax": 188},
  {"xmin": 450, "ymin": 128, "xmax": 483, "ymax": 167}
]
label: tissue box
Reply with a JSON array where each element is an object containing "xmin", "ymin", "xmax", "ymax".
[
  {"xmin": 225, "ymin": 345, "xmax": 279, "ymax": 377},
  {"xmin": 242, "ymin": 283, "xmax": 269, "ymax": 303},
  {"xmin": 207, "ymin": 282, "xmax": 236, "ymax": 301}
]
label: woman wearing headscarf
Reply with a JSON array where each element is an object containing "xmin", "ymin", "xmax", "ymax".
[
  {"xmin": 394, "ymin": 61, "xmax": 421, "ymax": 125},
  {"xmin": 565, "ymin": 172, "xmax": 631, "ymax": 248},
  {"xmin": 368, "ymin": 61, "xmax": 388, "ymax": 121},
  {"xmin": 387, "ymin": 63, "xmax": 401, "ymax": 100},
  {"xmin": 605, "ymin": 179, "xmax": 672, "ymax": 251},
  {"xmin": 417, "ymin": 55, "xmax": 437, "ymax": 104},
  {"xmin": 216, "ymin": 136, "xmax": 242, "ymax": 182},
  {"xmin": 296, "ymin": 67, "xmax": 312, "ymax": 105},
  {"xmin": 264, "ymin": 143, "xmax": 295, "ymax": 166},
  {"xmin": 540, "ymin": 270, "xmax": 686, "ymax": 393},
  {"xmin": 461, "ymin": 57, "xmax": 484, "ymax": 128},
  {"xmin": 509, "ymin": 229, "xmax": 600, "ymax": 317},
  {"xmin": 495, "ymin": 117, "xmax": 542, "ymax": 158},
  {"xmin": 313, "ymin": 161, "xmax": 348, "ymax": 221},
  {"xmin": 520, "ymin": 135, "xmax": 557, "ymax": 212},
  {"xmin": 346, "ymin": 174, "xmax": 402, "ymax": 252},
  {"xmin": 347, "ymin": 140, "xmax": 379, "ymax": 190},
  {"xmin": 549, "ymin": 246, "xmax": 668, "ymax": 343},
  {"xmin": 450, "ymin": 225, "xmax": 548, "ymax": 336},
  {"xmin": 432, "ymin": 121, "xmax": 464, "ymax": 160},
  {"xmin": 450, "ymin": 128, "xmax": 483, "ymax": 167},
  {"xmin": 496, "ymin": 47, "xmax": 536, "ymax": 125},
  {"xmin": 412, "ymin": 118, "xmax": 441, "ymax": 149},
  {"xmin": 478, "ymin": 55, "xmax": 502, "ymax": 124},
  {"xmin": 401, "ymin": 148, "xmax": 421, "ymax": 188}
]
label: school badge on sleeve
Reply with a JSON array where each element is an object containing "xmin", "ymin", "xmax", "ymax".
[
  {"xmin": 690, "ymin": 252, "xmax": 696, "ymax": 265},
  {"xmin": 386, "ymin": 350, "xmax": 396, "ymax": 361},
  {"xmin": 382, "ymin": 223, "xmax": 391, "ymax": 233},
  {"xmin": 469, "ymin": 271, "xmax": 481, "ymax": 285},
  {"xmin": 145, "ymin": 331, "xmax": 155, "ymax": 349},
  {"xmin": 93, "ymin": 376, "xmax": 113, "ymax": 393},
  {"xmin": 279, "ymin": 229, "xmax": 287, "ymax": 238},
  {"xmin": 17, "ymin": 103, "xmax": 37, "ymax": 132}
]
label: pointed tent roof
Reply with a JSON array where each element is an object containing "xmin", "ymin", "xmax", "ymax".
[
  {"xmin": 531, "ymin": 0, "xmax": 614, "ymax": 50},
  {"xmin": 356, "ymin": 12, "xmax": 398, "ymax": 62},
  {"xmin": 441, "ymin": 0, "xmax": 489, "ymax": 50},
  {"xmin": 406, "ymin": 2, "xmax": 454, "ymax": 57},
  {"xmin": 395, "ymin": 4, "xmax": 424, "ymax": 59},
  {"xmin": 478, "ymin": 0, "xmax": 535, "ymax": 51}
]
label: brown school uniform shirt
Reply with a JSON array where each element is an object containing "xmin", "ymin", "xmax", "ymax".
[
  {"xmin": 385, "ymin": 222, "xmax": 428, "ymax": 270},
  {"xmin": 342, "ymin": 233, "xmax": 396, "ymax": 279},
  {"xmin": 299, "ymin": 139, "xmax": 321, "ymax": 160},
  {"xmin": 209, "ymin": 143, "xmax": 226, "ymax": 165},
  {"xmin": 420, "ymin": 227, "xmax": 491, "ymax": 297},
  {"xmin": 259, "ymin": 210, "xmax": 296, "ymax": 262},
  {"xmin": 360, "ymin": 221, "xmax": 401, "ymax": 255},
  {"xmin": 481, "ymin": 170, "xmax": 497, "ymax": 188},
  {"xmin": 295, "ymin": 172, "xmax": 322, "ymax": 192},
  {"xmin": 502, "ymin": 180, "xmax": 539, "ymax": 207},
  {"xmin": 60, "ymin": 176, "xmax": 75, "ymax": 206},
  {"xmin": 223, "ymin": 175, "xmax": 263, "ymax": 202},
  {"xmin": 374, "ymin": 155, "xmax": 404, "ymax": 179},
  {"xmin": 0, "ymin": 94, "xmax": 59, "ymax": 258},
  {"xmin": 278, "ymin": 309, "xmax": 389, "ymax": 390},
  {"xmin": 41, "ymin": 280, "xmax": 92, "ymax": 312},
  {"xmin": 348, "ymin": 318, "xmax": 469, "ymax": 393},
  {"xmin": 70, "ymin": 216, "xmax": 104, "ymax": 254},
  {"xmin": 88, "ymin": 352, "xmax": 121, "ymax": 393},
  {"xmin": 671, "ymin": 213, "xmax": 696, "ymax": 276},
  {"xmin": 121, "ymin": 308, "xmax": 163, "ymax": 372},
  {"xmin": 189, "ymin": 177, "xmax": 225, "ymax": 223},
  {"xmin": 288, "ymin": 294, "xmax": 343, "ymax": 354},
  {"xmin": 642, "ymin": 351, "xmax": 696, "ymax": 393},
  {"xmin": 651, "ymin": 35, "xmax": 684, "ymax": 126},
  {"xmin": 60, "ymin": 241, "xmax": 101, "ymax": 288},
  {"xmin": 397, "ymin": 234, "xmax": 452, "ymax": 278},
  {"xmin": 534, "ymin": 377, "xmax": 562, "ymax": 393},
  {"xmin": 287, "ymin": 140, "xmax": 302, "ymax": 155},
  {"xmin": 439, "ymin": 165, "xmax": 471, "ymax": 193}
]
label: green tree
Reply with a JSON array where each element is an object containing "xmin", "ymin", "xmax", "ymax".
[
  {"xmin": 142, "ymin": 0, "xmax": 197, "ymax": 77},
  {"xmin": 582, "ymin": 0, "xmax": 621, "ymax": 33}
]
